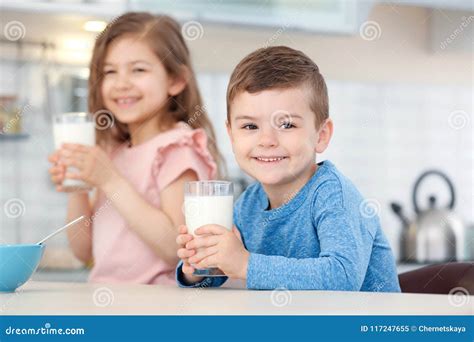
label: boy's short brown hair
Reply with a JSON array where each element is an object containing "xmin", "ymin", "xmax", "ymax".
[{"xmin": 226, "ymin": 46, "xmax": 329, "ymax": 128}]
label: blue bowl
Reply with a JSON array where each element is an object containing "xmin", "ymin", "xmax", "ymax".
[{"xmin": 0, "ymin": 244, "xmax": 44, "ymax": 292}]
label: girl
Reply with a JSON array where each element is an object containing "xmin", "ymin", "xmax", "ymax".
[{"xmin": 48, "ymin": 12, "xmax": 223, "ymax": 285}]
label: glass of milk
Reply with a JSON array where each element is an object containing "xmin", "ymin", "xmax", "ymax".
[
  {"xmin": 184, "ymin": 181, "xmax": 233, "ymax": 277},
  {"xmin": 53, "ymin": 112, "xmax": 96, "ymax": 192}
]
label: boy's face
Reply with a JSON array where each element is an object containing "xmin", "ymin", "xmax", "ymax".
[{"xmin": 227, "ymin": 86, "xmax": 331, "ymax": 188}]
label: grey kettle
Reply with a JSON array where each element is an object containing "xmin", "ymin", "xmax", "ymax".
[{"xmin": 391, "ymin": 170, "xmax": 465, "ymax": 263}]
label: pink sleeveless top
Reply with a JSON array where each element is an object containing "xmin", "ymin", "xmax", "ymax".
[{"xmin": 88, "ymin": 122, "xmax": 217, "ymax": 284}]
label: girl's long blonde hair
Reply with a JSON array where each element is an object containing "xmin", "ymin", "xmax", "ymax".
[{"xmin": 88, "ymin": 12, "xmax": 224, "ymax": 176}]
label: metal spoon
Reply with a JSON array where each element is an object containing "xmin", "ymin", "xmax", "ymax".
[{"xmin": 37, "ymin": 215, "xmax": 85, "ymax": 245}]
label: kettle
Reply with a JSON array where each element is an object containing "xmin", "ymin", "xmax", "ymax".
[{"xmin": 390, "ymin": 170, "xmax": 465, "ymax": 263}]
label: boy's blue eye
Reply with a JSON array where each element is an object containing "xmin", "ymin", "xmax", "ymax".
[
  {"xmin": 280, "ymin": 121, "xmax": 295, "ymax": 129},
  {"xmin": 242, "ymin": 124, "xmax": 258, "ymax": 130},
  {"xmin": 133, "ymin": 68, "xmax": 146, "ymax": 73}
]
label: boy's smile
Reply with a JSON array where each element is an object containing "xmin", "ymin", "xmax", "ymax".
[{"xmin": 227, "ymin": 86, "xmax": 332, "ymax": 207}]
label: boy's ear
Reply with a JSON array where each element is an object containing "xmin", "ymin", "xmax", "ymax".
[
  {"xmin": 168, "ymin": 66, "xmax": 188, "ymax": 96},
  {"xmin": 315, "ymin": 118, "xmax": 333, "ymax": 154},
  {"xmin": 226, "ymin": 120, "xmax": 234, "ymax": 144}
]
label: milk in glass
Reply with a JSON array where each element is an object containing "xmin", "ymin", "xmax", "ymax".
[{"xmin": 53, "ymin": 112, "xmax": 95, "ymax": 192}]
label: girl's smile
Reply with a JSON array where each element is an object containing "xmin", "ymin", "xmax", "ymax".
[{"xmin": 114, "ymin": 96, "xmax": 142, "ymax": 109}]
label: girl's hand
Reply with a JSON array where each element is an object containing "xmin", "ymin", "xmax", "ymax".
[
  {"xmin": 187, "ymin": 225, "xmax": 249, "ymax": 280},
  {"xmin": 59, "ymin": 143, "xmax": 119, "ymax": 189},
  {"xmin": 48, "ymin": 150, "xmax": 66, "ymax": 192}
]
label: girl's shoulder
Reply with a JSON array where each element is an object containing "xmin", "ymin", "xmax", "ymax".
[
  {"xmin": 153, "ymin": 121, "xmax": 216, "ymax": 171},
  {"xmin": 152, "ymin": 121, "xmax": 218, "ymax": 190},
  {"xmin": 156, "ymin": 121, "xmax": 203, "ymax": 148}
]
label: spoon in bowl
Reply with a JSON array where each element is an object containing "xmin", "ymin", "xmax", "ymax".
[{"xmin": 37, "ymin": 215, "xmax": 85, "ymax": 245}]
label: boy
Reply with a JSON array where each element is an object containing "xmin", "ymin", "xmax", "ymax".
[{"xmin": 176, "ymin": 46, "xmax": 400, "ymax": 291}]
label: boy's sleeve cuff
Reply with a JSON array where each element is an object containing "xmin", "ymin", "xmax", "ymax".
[
  {"xmin": 246, "ymin": 252, "xmax": 266, "ymax": 289},
  {"xmin": 175, "ymin": 261, "xmax": 215, "ymax": 288}
]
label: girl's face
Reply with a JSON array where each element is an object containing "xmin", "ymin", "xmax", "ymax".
[{"xmin": 101, "ymin": 36, "xmax": 182, "ymax": 126}]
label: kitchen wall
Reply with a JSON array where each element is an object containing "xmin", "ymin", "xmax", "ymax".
[
  {"xmin": 0, "ymin": 4, "xmax": 472, "ymax": 262},
  {"xmin": 1, "ymin": 71, "xmax": 471, "ymax": 260}
]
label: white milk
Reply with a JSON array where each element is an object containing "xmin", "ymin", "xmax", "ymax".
[
  {"xmin": 184, "ymin": 195, "xmax": 233, "ymax": 236},
  {"xmin": 53, "ymin": 121, "xmax": 95, "ymax": 191}
]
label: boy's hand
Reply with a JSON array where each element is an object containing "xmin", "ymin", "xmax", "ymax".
[
  {"xmin": 176, "ymin": 225, "xmax": 204, "ymax": 284},
  {"xmin": 59, "ymin": 143, "xmax": 119, "ymax": 189},
  {"xmin": 187, "ymin": 225, "xmax": 249, "ymax": 280}
]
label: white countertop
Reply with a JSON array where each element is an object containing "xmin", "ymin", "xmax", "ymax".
[{"xmin": 1, "ymin": 281, "xmax": 472, "ymax": 316}]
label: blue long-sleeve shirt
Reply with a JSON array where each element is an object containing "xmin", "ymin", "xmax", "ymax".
[{"xmin": 176, "ymin": 160, "xmax": 401, "ymax": 292}]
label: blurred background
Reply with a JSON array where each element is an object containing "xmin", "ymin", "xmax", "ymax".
[{"xmin": 0, "ymin": 0, "xmax": 472, "ymax": 281}]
